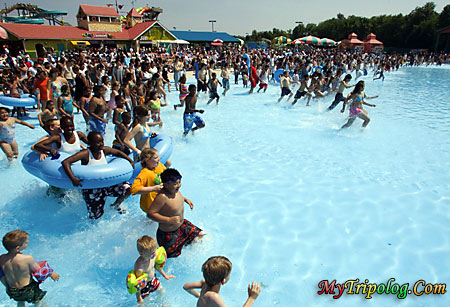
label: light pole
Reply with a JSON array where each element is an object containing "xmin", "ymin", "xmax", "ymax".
[
  {"xmin": 209, "ymin": 20, "xmax": 216, "ymax": 32},
  {"xmin": 295, "ymin": 21, "xmax": 304, "ymax": 36}
]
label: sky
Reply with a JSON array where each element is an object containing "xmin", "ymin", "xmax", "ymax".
[{"xmin": 2, "ymin": 0, "xmax": 449, "ymax": 36}]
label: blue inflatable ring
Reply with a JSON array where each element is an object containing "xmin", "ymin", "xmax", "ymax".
[
  {"xmin": 130, "ymin": 134, "xmax": 173, "ymax": 181},
  {"xmin": 22, "ymin": 151, "xmax": 134, "ymax": 189},
  {"xmin": 0, "ymin": 94, "xmax": 37, "ymax": 107}
]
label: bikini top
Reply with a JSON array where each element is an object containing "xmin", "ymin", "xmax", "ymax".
[
  {"xmin": 87, "ymin": 149, "xmax": 107, "ymax": 166},
  {"xmin": 138, "ymin": 125, "xmax": 151, "ymax": 142},
  {"xmin": 60, "ymin": 132, "xmax": 80, "ymax": 154},
  {"xmin": 150, "ymin": 99, "xmax": 161, "ymax": 110}
]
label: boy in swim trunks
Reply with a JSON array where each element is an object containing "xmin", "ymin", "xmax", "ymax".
[
  {"xmin": 183, "ymin": 85, "xmax": 205, "ymax": 136},
  {"xmin": 133, "ymin": 235, "xmax": 175, "ymax": 303},
  {"xmin": 277, "ymin": 71, "xmax": 293, "ymax": 102},
  {"xmin": 0, "ymin": 107, "xmax": 35, "ymax": 161},
  {"xmin": 148, "ymin": 168, "xmax": 204, "ymax": 258},
  {"xmin": 131, "ymin": 148, "xmax": 165, "ymax": 213},
  {"xmin": 112, "ymin": 111, "xmax": 131, "ymax": 155},
  {"xmin": 183, "ymin": 256, "xmax": 261, "ymax": 307},
  {"xmin": 0, "ymin": 230, "xmax": 59, "ymax": 307},
  {"xmin": 206, "ymin": 72, "xmax": 222, "ymax": 105}
]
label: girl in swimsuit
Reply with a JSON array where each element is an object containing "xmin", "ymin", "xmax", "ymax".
[
  {"xmin": 123, "ymin": 105, "xmax": 162, "ymax": 160},
  {"xmin": 58, "ymin": 85, "xmax": 79, "ymax": 119},
  {"xmin": 0, "ymin": 107, "xmax": 35, "ymax": 161},
  {"xmin": 341, "ymin": 81, "xmax": 376, "ymax": 128},
  {"xmin": 146, "ymin": 90, "xmax": 167, "ymax": 124}
]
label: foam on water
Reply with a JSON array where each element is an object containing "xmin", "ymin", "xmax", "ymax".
[{"xmin": 1, "ymin": 66, "xmax": 449, "ymax": 306}]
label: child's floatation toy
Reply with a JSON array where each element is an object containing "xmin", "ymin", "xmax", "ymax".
[
  {"xmin": 130, "ymin": 134, "xmax": 173, "ymax": 181},
  {"xmin": 32, "ymin": 261, "xmax": 53, "ymax": 283},
  {"xmin": 0, "ymin": 94, "xmax": 37, "ymax": 107},
  {"xmin": 155, "ymin": 246, "xmax": 167, "ymax": 269},
  {"xmin": 22, "ymin": 151, "xmax": 134, "ymax": 189},
  {"xmin": 126, "ymin": 270, "xmax": 148, "ymax": 294}
]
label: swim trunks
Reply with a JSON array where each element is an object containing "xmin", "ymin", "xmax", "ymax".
[
  {"xmin": 82, "ymin": 182, "xmax": 130, "ymax": 219},
  {"xmin": 327, "ymin": 93, "xmax": 344, "ymax": 110},
  {"xmin": 89, "ymin": 116, "xmax": 106, "ymax": 137},
  {"xmin": 6, "ymin": 279, "xmax": 46, "ymax": 303},
  {"xmin": 209, "ymin": 91, "xmax": 219, "ymax": 99},
  {"xmin": 259, "ymin": 83, "xmax": 268, "ymax": 89},
  {"xmin": 294, "ymin": 90, "xmax": 307, "ymax": 99},
  {"xmin": 156, "ymin": 219, "xmax": 202, "ymax": 258},
  {"xmin": 197, "ymin": 80, "xmax": 207, "ymax": 92},
  {"xmin": 140, "ymin": 276, "xmax": 160, "ymax": 298},
  {"xmin": 183, "ymin": 113, "xmax": 205, "ymax": 134},
  {"xmin": 281, "ymin": 87, "xmax": 292, "ymax": 97},
  {"xmin": 151, "ymin": 112, "xmax": 161, "ymax": 122},
  {"xmin": 222, "ymin": 78, "xmax": 230, "ymax": 89},
  {"xmin": 112, "ymin": 142, "xmax": 131, "ymax": 155}
]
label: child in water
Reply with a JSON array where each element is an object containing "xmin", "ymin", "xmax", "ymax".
[
  {"xmin": 0, "ymin": 107, "xmax": 35, "ymax": 161},
  {"xmin": 183, "ymin": 256, "xmax": 261, "ymax": 307},
  {"xmin": 38, "ymin": 100, "xmax": 58, "ymax": 132},
  {"xmin": 0, "ymin": 229, "xmax": 60, "ymax": 307},
  {"xmin": 131, "ymin": 148, "xmax": 165, "ymax": 214},
  {"xmin": 148, "ymin": 168, "xmax": 203, "ymax": 258},
  {"xmin": 57, "ymin": 84, "xmax": 79, "ymax": 119},
  {"xmin": 146, "ymin": 90, "xmax": 167, "ymax": 125},
  {"xmin": 62, "ymin": 131, "xmax": 134, "ymax": 219},
  {"xmin": 112, "ymin": 111, "xmax": 132, "ymax": 155},
  {"xmin": 133, "ymin": 235, "xmax": 175, "ymax": 303}
]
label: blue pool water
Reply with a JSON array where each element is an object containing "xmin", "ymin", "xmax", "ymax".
[{"xmin": 1, "ymin": 65, "xmax": 449, "ymax": 306}]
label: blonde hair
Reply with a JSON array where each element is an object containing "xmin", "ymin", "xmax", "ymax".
[
  {"xmin": 2, "ymin": 230, "xmax": 28, "ymax": 252},
  {"xmin": 202, "ymin": 256, "xmax": 232, "ymax": 286},
  {"xmin": 137, "ymin": 235, "xmax": 157, "ymax": 253},
  {"xmin": 139, "ymin": 148, "xmax": 159, "ymax": 167}
]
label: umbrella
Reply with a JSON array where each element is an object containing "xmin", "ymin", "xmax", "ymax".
[
  {"xmin": 298, "ymin": 35, "xmax": 321, "ymax": 45},
  {"xmin": 292, "ymin": 38, "xmax": 305, "ymax": 45},
  {"xmin": 273, "ymin": 36, "xmax": 291, "ymax": 44},
  {"xmin": 0, "ymin": 27, "xmax": 8, "ymax": 40},
  {"xmin": 211, "ymin": 39, "xmax": 223, "ymax": 46},
  {"xmin": 320, "ymin": 38, "xmax": 337, "ymax": 46}
]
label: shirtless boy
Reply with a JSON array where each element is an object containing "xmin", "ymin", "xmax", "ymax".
[
  {"xmin": 183, "ymin": 85, "xmax": 205, "ymax": 136},
  {"xmin": 133, "ymin": 235, "xmax": 175, "ymax": 303},
  {"xmin": 183, "ymin": 256, "xmax": 261, "ymax": 307},
  {"xmin": 88, "ymin": 85, "xmax": 109, "ymax": 137},
  {"xmin": 207, "ymin": 72, "xmax": 222, "ymax": 105},
  {"xmin": 0, "ymin": 230, "xmax": 59, "ymax": 307},
  {"xmin": 277, "ymin": 71, "xmax": 293, "ymax": 102},
  {"xmin": 147, "ymin": 168, "xmax": 203, "ymax": 258}
]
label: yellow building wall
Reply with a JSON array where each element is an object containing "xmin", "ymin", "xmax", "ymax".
[
  {"xmin": 139, "ymin": 25, "xmax": 176, "ymax": 41},
  {"xmin": 88, "ymin": 22, "xmax": 122, "ymax": 32},
  {"xmin": 24, "ymin": 40, "xmax": 72, "ymax": 58}
]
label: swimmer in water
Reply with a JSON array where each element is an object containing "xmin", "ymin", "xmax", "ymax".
[
  {"xmin": 341, "ymin": 81, "xmax": 376, "ymax": 128},
  {"xmin": 0, "ymin": 107, "xmax": 35, "ymax": 161}
]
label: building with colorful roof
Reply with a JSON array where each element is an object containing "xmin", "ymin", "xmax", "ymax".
[{"xmin": 0, "ymin": 4, "xmax": 175, "ymax": 57}]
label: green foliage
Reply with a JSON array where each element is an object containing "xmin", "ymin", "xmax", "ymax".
[{"xmin": 244, "ymin": 2, "xmax": 449, "ymax": 50}]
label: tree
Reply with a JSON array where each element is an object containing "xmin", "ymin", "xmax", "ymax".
[{"xmin": 438, "ymin": 4, "xmax": 450, "ymax": 29}]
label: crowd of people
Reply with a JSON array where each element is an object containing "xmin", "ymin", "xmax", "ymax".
[{"xmin": 0, "ymin": 44, "xmax": 448, "ymax": 306}]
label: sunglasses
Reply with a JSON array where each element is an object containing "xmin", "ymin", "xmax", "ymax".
[{"xmin": 163, "ymin": 176, "xmax": 182, "ymax": 184}]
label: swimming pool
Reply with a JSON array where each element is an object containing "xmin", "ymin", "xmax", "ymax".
[{"xmin": 1, "ymin": 65, "xmax": 449, "ymax": 306}]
